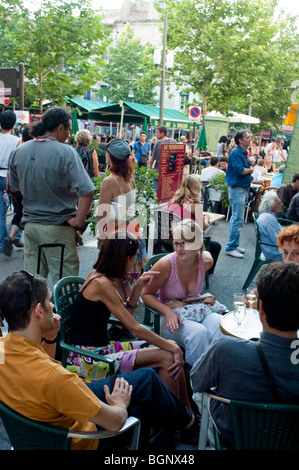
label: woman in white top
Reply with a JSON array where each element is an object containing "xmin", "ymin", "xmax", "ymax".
[{"xmin": 96, "ymin": 138, "xmax": 147, "ymax": 277}]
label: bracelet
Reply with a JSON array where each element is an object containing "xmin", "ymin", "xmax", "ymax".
[
  {"xmin": 42, "ymin": 336, "xmax": 57, "ymax": 344},
  {"xmin": 112, "ymin": 401, "xmax": 127, "ymax": 409},
  {"xmin": 125, "ymin": 298, "xmax": 138, "ymax": 310}
]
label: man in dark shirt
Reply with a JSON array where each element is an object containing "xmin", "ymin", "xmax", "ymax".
[
  {"xmin": 149, "ymin": 125, "xmax": 176, "ymax": 171},
  {"xmin": 191, "ymin": 261, "xmax": 299, "ymax": 447},
  {"xmin": 287, "ymin": 192, "xmax": 299, "ymax": 222},
  {"xmin": 277, "ymin": 172, "xmax": 299, "ymax": 212}
]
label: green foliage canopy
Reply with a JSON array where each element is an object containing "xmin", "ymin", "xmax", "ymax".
[
  {"xmin": 159, "ymin": 0, "xmax": 299, "ymax": 130},
  {"xmin": 0, "ymin": 0, "xmax": 111, "ymax": 111},
  {"xmin": 102, "ymin": 23, "xmax": 160, "ymax": 105}
]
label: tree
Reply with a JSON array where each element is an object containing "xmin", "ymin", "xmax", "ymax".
[
  {"xmin": 0, "ymin": 0, "xmax": 111, "ymax": 111},
  {"xmin": 158, "ymin": 0, "xmax": 299, "ymax": 130},
  {"xmin": 102, "ymin": 23, "xmax": 160, "ymax": 105}
]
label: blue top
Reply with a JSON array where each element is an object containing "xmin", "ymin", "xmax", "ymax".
[
  {"xmin": 133, "ymin": 140, "xmax": 151, "ymax": 163},
  {"xmin": 191, "ymin": 332, "xmax": 299, "ymax": 446},
  {"xmin": 225, "ymin": 145, "xmax": 252, "ymax": 188},
  {"xmin": 257, "ymin": 211, "xmax": 283, "ymax": 261},
  {"xmin": 270, "ymin": 173, "xmax": 283, "ymax": 188}
]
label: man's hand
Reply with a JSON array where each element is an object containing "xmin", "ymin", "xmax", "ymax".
[
  {"xmin": 103, "ymin": 377, "xmax": 133, "ymax": 409},
  {"xmin": 42, "ymin": 313, "xmax": 61, "ymax": 341}
]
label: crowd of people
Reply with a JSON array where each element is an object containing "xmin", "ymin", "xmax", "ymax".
[{"xmin": 0, "ymin": 107, "xmax": 299, "ymax": 451}]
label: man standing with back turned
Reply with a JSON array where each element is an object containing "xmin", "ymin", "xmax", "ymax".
[
  {"xmin": 225, "ymin": 129, "xmax": 253, "ymax": 258},
  {"xmin": 8, "ymin": 107, "xmax": 94, "ymax": 284}
]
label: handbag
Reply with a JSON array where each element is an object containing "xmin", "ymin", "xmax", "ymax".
[{"xmin": 138, "ymin": 142, "xmax": 148, "ymax": 166}]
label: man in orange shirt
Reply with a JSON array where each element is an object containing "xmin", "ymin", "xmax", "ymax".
[{"xmin": 0, "ymin": 271, "xmax": 198, "ymax": 450}]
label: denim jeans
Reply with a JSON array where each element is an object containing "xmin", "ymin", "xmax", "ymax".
[
  {"xmin": 160, "ymin": 314, "xmax": 223, "ymax": 366},
  {"xmin": 87, "ymin": 368, "xmax": 192, "ymax": 449},
  {"xmin": 225, "ymin": 186, "xmax": 248, "ymax": 251},
  {"xmin": 0, "ymin": 176, "xmax": 8, "ymax": 252}
]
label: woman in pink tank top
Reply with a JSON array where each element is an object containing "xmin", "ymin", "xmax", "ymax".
[{"xmin": 142, "ymin": 220, "xmax": 225, "ymax": 366}]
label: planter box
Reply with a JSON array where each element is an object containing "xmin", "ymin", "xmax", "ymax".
[{"xmin": 208, "ymin": 188, "xmax": 223, "ymax": 201}]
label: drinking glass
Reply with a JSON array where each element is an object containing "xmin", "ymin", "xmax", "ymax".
[
  {"xmin": 245, "ymin": 290, "xmax": 257, "ymax": 315},
  {"xmin": 233, "ymin": 294, "xmax": 246, "ymax": 332}
]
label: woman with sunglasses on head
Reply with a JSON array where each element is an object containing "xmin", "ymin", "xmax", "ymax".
[
  {"xmin": 68, "ymin": 230, "xmax": 197, "ymax": 428},
  {"xmin": 142, "ymin": 220, "xmax": 225, "ymax": 367}
]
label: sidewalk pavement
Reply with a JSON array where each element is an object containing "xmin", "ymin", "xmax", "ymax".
[{"xmin": 0, "ymin": 216, "xmax": 257, "ymax": 450}]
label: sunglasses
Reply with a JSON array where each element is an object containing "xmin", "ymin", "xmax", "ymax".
[{"xmin": 173, "ymin": 241, "xmax": 192, "ymax": 249}]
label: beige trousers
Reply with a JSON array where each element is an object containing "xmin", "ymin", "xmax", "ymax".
[{"xmin": 24, "ymin": 223, "xmax": 79, "ymax": 285}]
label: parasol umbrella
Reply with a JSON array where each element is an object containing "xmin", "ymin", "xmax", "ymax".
[
  {"xmin": 72, "ymin": 109, "xmax": 79, "ymax": 136},
  {"xmin": 142, "ymin": 117, "xmax": 148, "ymax": 133},
  {"xmin": 283, "ymin": 103, "xmax": 298, "ymax": 127},
  {"xmin": 197, "ymin": 125, "xmax": 208, "ymax": 150}
]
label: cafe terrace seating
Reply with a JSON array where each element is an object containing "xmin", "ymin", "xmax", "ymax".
[
  {"xmin": 0, "ymin": 400, "xmax": 140, "ymax": 450},
  {"xmin": 197, "ymin": 390, "xmax": 299, "ymax": 450}
]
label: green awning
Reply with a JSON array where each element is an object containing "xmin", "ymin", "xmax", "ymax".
[{"xmin": 66, "ymin": 97, "xmax": 199, "ymax": 130}]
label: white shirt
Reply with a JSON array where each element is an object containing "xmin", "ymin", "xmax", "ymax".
[
  {"xmin": 0, "ymin": 133, "xmax": 21, "ymax": 177},
  {"xmin": 200, "ymin": 166, "xmax": 225, "ymax": 182}
]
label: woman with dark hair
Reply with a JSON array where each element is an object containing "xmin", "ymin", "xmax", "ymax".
[
  {"xmin": 68, "ymin": 231, "xmax": 195, "ymax": 418},
  {"xmin": 216, "ymin": 135, "xmax": 228, "ymax": 158},
  {"xmin": 96, "ymin": 138, "xmax": 147, "ymax": 277}
]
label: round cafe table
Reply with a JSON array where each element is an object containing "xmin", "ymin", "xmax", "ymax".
[{"xmin": 220, "ymin": 309, "xmax": 262, "ymax": 340}]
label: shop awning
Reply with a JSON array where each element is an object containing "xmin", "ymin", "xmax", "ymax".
[
  {"xmin": 67, "ymin": 97, "xmax": 198, "ymax": 130},
  {"xmin": 206, "ymin": 110, "xmax": 260, "ymax": 124}
]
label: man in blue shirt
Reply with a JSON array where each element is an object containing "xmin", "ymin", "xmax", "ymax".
[
  {"xmin": 270, "ymin": 165, "xmax": 285, "ymax": 188},
  {"xmin": 191, "ymin": 261, "xmax": 299, "ymax": 448},
  {"xmin": 225, "ymin": 130, "xmax": 253, "ymax": 258},
  {"xmin": 132, "ymin": 131, "xmax": 151, "ymax": 167}
]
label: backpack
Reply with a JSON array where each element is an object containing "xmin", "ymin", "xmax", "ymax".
[{"xmin": 76, "ymin": 146, "xmax": 94, "ymax": 177}]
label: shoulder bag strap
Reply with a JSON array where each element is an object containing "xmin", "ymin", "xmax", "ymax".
[{"xmin": 255, "ymin": 341, "xmax": 281, "ymax": 403}]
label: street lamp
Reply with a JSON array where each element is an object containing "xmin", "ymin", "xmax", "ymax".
[{"xmin": 159, "ymin": 9, "xmax": 167, "ymax": 126}]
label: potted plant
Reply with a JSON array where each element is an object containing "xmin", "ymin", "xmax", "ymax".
[{"xmin": 208, "ymin": 173, "xmax": 229, "ymax": 207}]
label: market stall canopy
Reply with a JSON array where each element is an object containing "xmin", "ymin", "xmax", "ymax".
[
  {"xmin": 283, "ymin": 103, "xmax": 298, "ymax": 127},
  {"xmin": 206, "ymin": 110, "xmax": 260, "ymax": 124},
  {"xmin": 66, "ymin": 97, "xmax": 199, "ymax": 130}
]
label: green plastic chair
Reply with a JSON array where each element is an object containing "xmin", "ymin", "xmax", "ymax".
[
  {"xmin": 0, "ymin": 400, "xmax": 140, "ymax": 450},
  {"xmin": 242, "ymin": 212, "xmax": 277, "ymax": 290},
  {"xmin": 139, "ymin": 253, "xmax": 167, "ymax": 335},
  {"xmin": 202, "ymin": 390, "xmax": 299, "ymax": 450},
  {"xmin": 52, "ymin": 276, "xmax": 116, "ymax": 374}
]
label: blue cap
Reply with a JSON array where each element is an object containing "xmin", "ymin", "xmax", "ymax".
[{"xmin": 107, "ymin": 138, "xmax": 131, "ymax": 160}]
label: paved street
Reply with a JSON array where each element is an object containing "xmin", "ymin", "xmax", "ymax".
[{"xmin": 0, "ymin": 212, "xmax": 257, "ymax": 450}]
